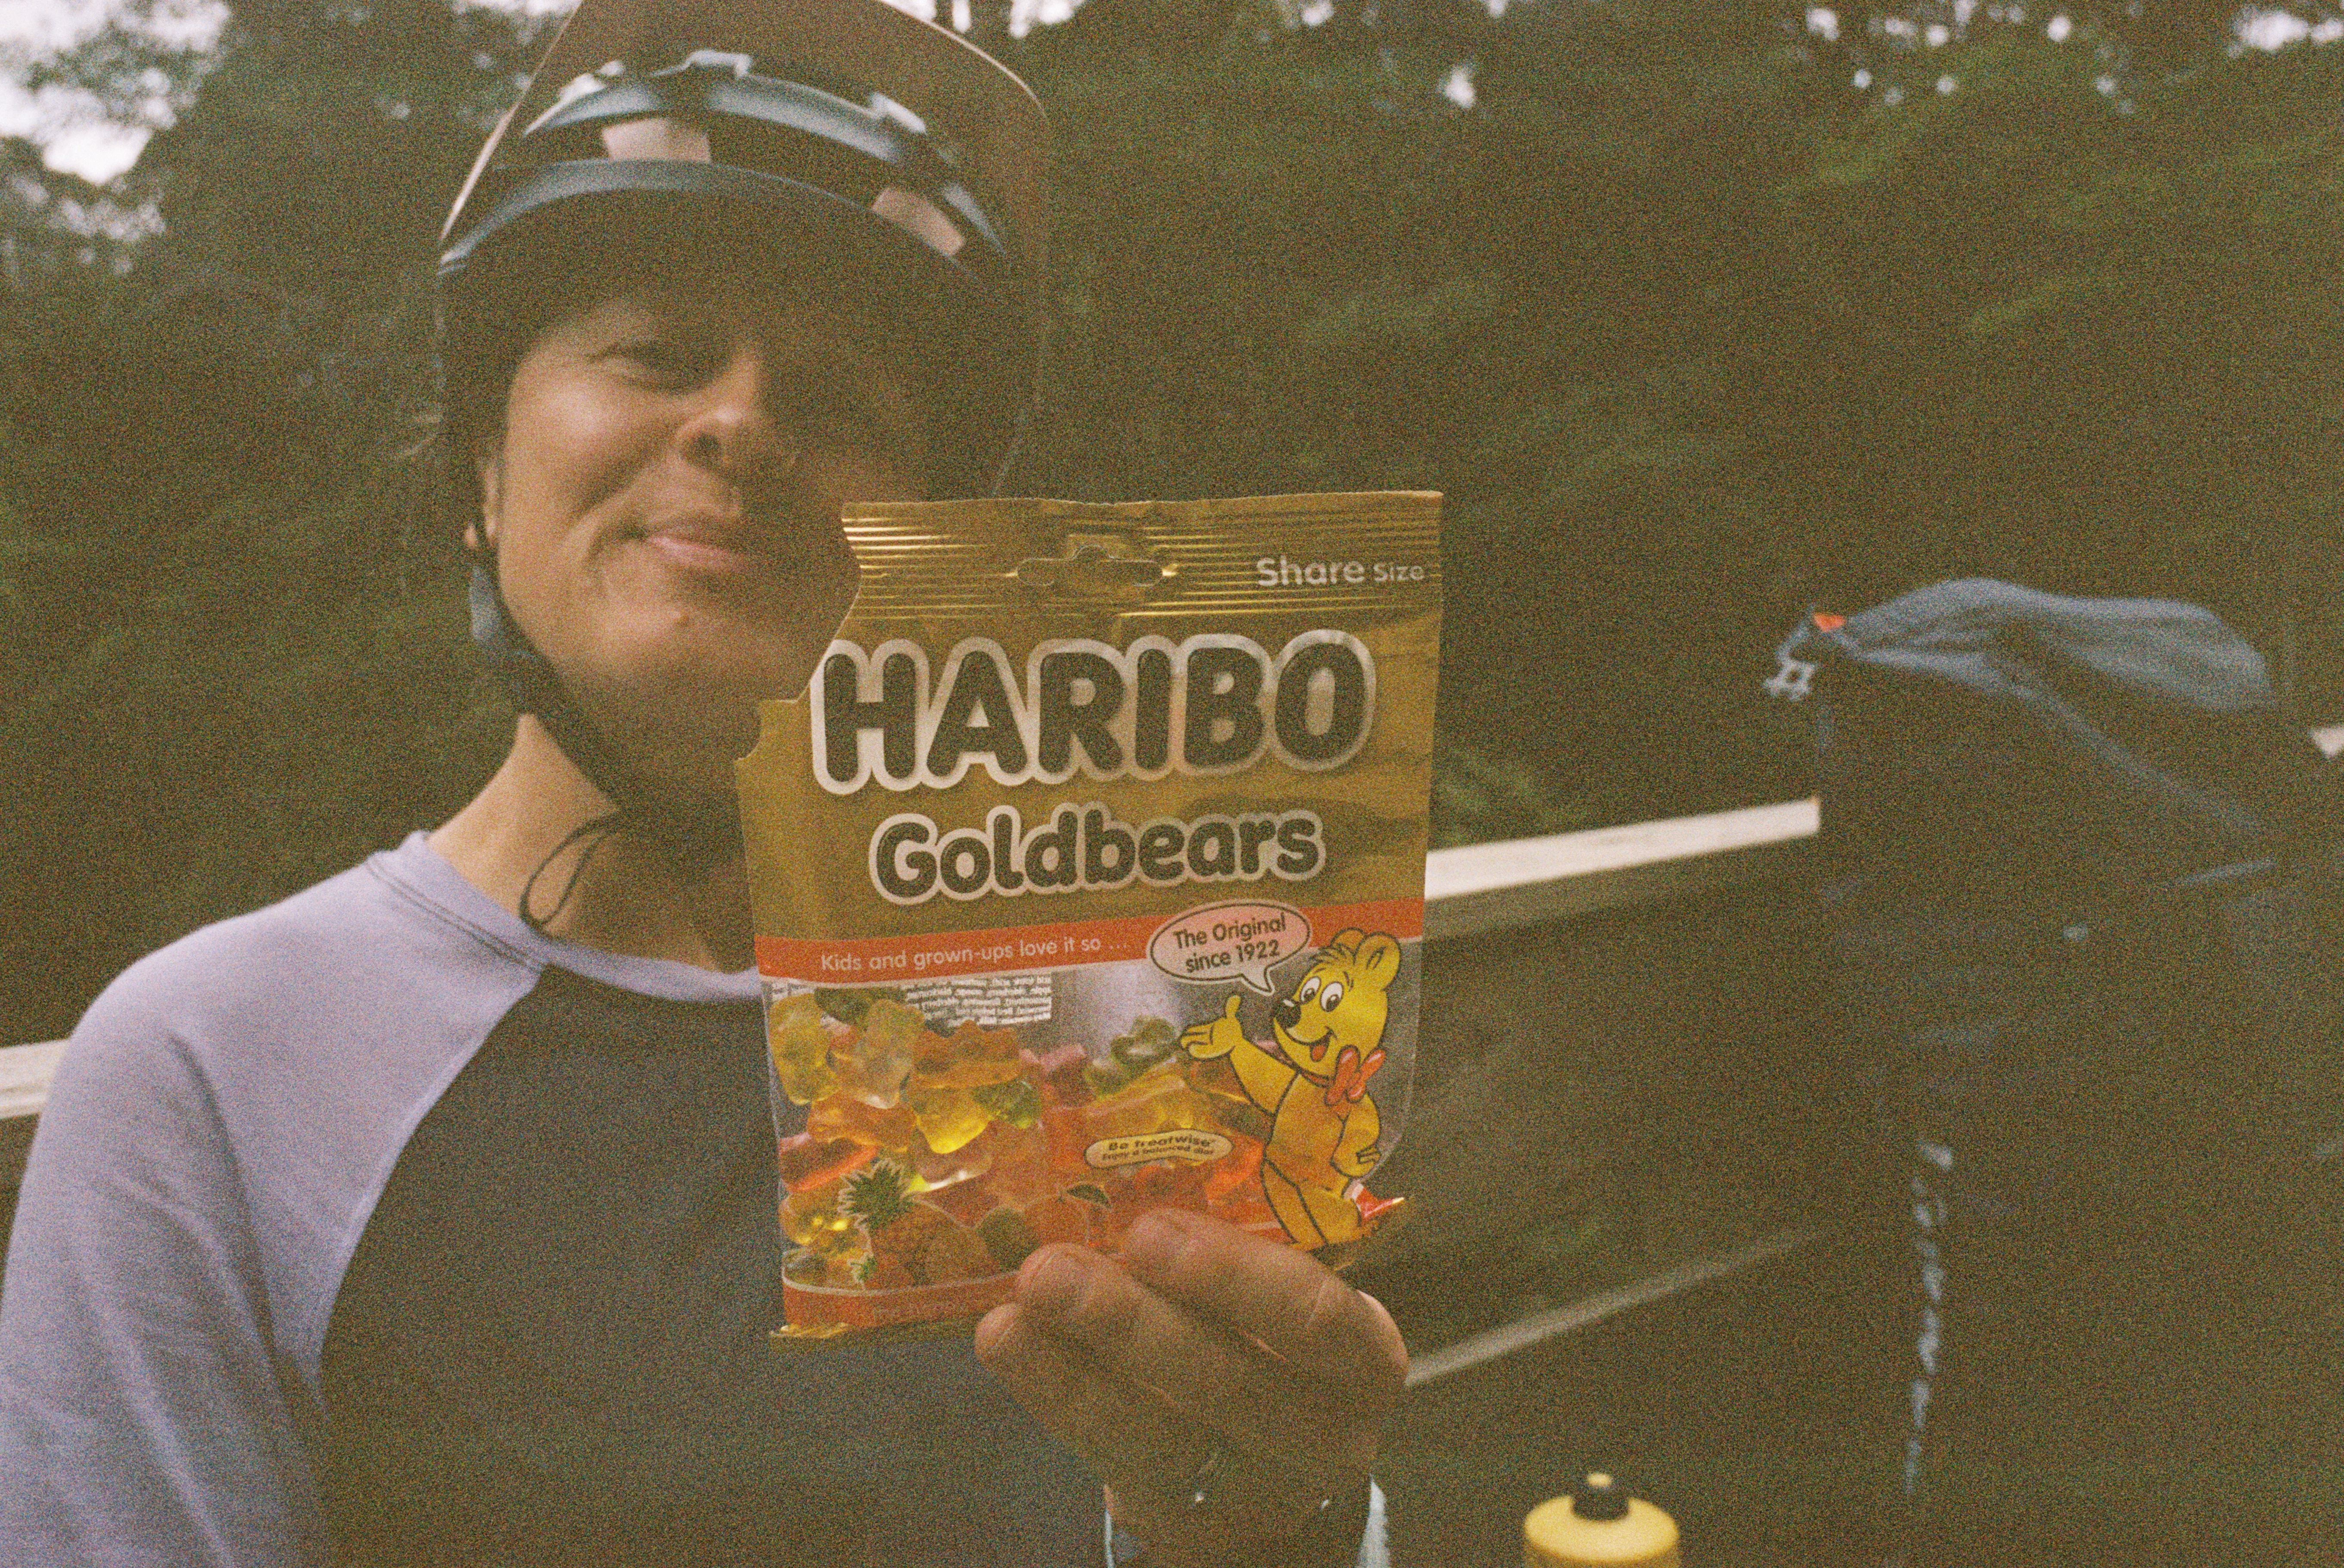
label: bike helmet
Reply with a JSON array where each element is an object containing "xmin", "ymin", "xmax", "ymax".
[
  {"xmin": 439, "ymin": 0, "xmax": 1046, "ymax": 495},
  {"xmin": 434, "ymin": 0, "xmax": 1049, "ymax": 905}
]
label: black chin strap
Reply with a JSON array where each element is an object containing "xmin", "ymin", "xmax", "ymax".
[{"xmin": 467, "ymin": 561, "xmax": 739, "ymax": 930}]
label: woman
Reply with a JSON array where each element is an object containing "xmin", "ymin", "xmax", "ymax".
[{"xmin": 0, "ymin": 2, "xmax": 1404, "ymax": 1565}]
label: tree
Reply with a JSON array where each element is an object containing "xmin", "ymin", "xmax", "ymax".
[{"xmin": 5, "ymin": 0, "xmax": 2341, "ymax": 1035}]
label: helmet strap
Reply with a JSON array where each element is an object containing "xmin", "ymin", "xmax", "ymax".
[{"xmin": 466, "ymin": 560, "xmax": 740, "ymax": 911}]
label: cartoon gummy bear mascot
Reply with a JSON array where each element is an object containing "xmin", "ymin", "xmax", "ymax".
[{"xmin": 1181, "ymin": 928, "xmax": 1403, "ymax": 1247}]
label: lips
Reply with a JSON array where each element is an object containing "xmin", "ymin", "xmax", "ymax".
[{"xmin": 637, "ymin": 513, "xmax": 790, "ymax": 579}]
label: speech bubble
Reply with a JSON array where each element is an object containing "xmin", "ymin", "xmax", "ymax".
[{"xmin": 1148, "ymin": 901, "xmax": 1310, "ymax": 996}]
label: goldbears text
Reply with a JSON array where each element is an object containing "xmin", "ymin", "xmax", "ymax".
[
  {"xmin": 870, "ymin": 803, "xmax": 1325, "ymax": 906},
  {"xmin": 812, "ymin": 631, "xmax": 1371, "ymax": 906}
]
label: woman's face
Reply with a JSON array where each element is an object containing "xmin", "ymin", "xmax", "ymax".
[{"xmin": 477, "ymin": 273, "xmax": 929, "ymax": 791}]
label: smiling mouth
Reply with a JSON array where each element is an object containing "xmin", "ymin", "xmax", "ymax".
[
  {"xmin": 638, "ymin": 520, "xmax": 798, "ymax": 579},
  {"xmin": 1274, "ymin": 1024, "xmax": 1338, "ymax": 1072}
]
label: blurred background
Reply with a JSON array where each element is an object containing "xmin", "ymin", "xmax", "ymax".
[{"xmin": 4, "ymin": 0, "xmax": 2343, "ymax": 1045}]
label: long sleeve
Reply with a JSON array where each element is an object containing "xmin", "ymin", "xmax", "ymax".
[{"xmin": 0, "ymin": 999, "xmax": 326, "ymax": 1567}]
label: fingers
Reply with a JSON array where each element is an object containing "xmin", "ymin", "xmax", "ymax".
[
  {"xmin": 975, "ymin": 1212, "xmax": 1405, "ymax": 1568},
  {"xmin": 1179, "ymin": 996, "xmax": 1245, "ymax": 1058},
  {"xmin": 1120, "ymin": 1209, "xmax": 1407, "ymax": 1399},
  {"xmin": 974, "ymin": 1292, "xmax": 1326, "ymax": 1550},
  {"xmin": 997, "ymin": 1235, "xmax": 1376, "ymax": 1478}
]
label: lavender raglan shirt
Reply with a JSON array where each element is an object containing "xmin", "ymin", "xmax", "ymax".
[
  {"xmin": 0, "ymin": 834, "xmax": 1082, "ymax": 1565},
  {"xmin": 0, "ymin": 833, "xmax": 1388, "ymax": 1568},
  {"xmin": 4, "ymin": 836, "xmax": 571, "ymax": 1564}
]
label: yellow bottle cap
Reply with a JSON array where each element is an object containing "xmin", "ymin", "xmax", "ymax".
[{"xmin": 1523, "ymin": 1473, "xmax": 1681, "ymax": 1568}]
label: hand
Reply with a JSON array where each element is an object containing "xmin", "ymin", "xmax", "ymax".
[
  {"xmin": 1178, "ymin": 996, "xmax": 1247, "ymax": 1061},
  {"xmin": 974, "ymin": 1209, "xmax": 1407, "ymax": 1568}
]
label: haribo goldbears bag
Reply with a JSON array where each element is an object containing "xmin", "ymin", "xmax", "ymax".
[{"xmin": 738, "ymin": 493, "xmax": 1441, "ymax": 1338}]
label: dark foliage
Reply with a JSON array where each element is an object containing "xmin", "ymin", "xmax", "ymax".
[{"xmin": 3, "ymin": 0, "xmax": 2339, "ymax": 1037}]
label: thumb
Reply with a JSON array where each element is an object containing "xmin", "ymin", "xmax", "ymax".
[{"xmin": 1224, "ymin": 995, "xmax": 1243, "ymax": 1020}]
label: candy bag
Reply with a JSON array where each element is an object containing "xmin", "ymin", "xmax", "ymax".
[{"xmin": 739, "ymin": 493, "xmax": 1441, "ymax": 1339}]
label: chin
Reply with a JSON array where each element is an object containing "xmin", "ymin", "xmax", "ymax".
[{"xmin": 582, "ymin": 654, "xmax": 792, "ymax": 789}]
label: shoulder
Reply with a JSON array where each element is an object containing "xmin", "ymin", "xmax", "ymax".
[
  {"xmin": 74, "ymin": 834, "xmax": 541, "ymax": 1069},
  {"xmin": 47, "ymin": 829, "xmax": 555, "ymax": 1203},
  {"xmin": 23, "ymin": 837, "xmax": 555, "ymax": 1379},
  {"xmin": 37, "ymin": 839, "xmax": 547, "ymax": 1191}
]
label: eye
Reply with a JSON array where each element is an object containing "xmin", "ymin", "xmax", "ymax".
[
  {"xmin": 609, "ymin": 333, "xmax": 714, "ymax": 386},
  {"xmin": 1318, "ymin": 982, "xmax": 1345, "ymax": 1012},
  {"xmin": 1294, "ymin": 977, "xmax": 1321, "ymax": 1002},
  {"xmin": 595, "ymin": 308, "xmax": 724, "ymax": 388}
]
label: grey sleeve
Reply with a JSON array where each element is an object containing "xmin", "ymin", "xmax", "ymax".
[{"xmin": 0, "ymin": 989, "xmax": 325, "ymax": 1568}]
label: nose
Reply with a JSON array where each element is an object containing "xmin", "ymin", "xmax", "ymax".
[
  {"xmin": 1274, "ymin": 996, "xmax": 1302, "ymax": 1030},
  {"xmin": 675, "ymin": 342, "xmax": 799, "ymax": 487}
]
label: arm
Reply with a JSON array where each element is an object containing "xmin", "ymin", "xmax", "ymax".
[
  {"xmin": 1331, "ymin": 1094, "xmax": 1381, "ymax": 1181},
  {"xmin": 0, "ymin": 1004, "xmax": 324, "ymax": 1567},
  {"xmin": 1179, "ymin": 996, "xmax": 1296, "ymax": 1111}
]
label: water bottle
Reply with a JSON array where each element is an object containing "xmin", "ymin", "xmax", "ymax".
[{"xmin": 1522, "ymin": 1472, "xmax": 1680, "ymax": 1568}]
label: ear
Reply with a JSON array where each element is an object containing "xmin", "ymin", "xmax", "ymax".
[
  {"xmin": 1320, "ymin": 928, "xmax": 1364, "ymax": 960},
  {"xmin": 469, "ymin": 441, "xmax": 505, "ymax": 554},
  {"xmin": 1356, "ymin": 933, "xmax": 1401, "ymax": 989}
]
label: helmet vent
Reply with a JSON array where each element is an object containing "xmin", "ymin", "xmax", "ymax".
[
  {"xmin": 552, "ymin": 65, "xmax": 623, "ymax": 112},
  {"xmin": 873, "ymin": 187, "xmax": 965, "ymax": 258},
  {"xmin": 665, "ymin": 50, "xmax": 755, "ymax": 81},
  {"xmin": 599, "ymin": 117, "xmax": 712, "ymax": 163}
]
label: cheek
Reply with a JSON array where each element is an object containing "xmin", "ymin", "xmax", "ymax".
[{"xmin": 496, "ymin": 383, "xmax": 658, "ymax": 549}]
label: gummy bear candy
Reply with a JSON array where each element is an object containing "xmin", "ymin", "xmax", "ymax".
[
  {"xmin": 972, "ymin": 1076, "xmax": 1041, "ymax": 1129},
  {"xmin": 1185, "ymin": 1051, "xmax": 1249, "ymax": 1105},
  {"xmin": 831, "ymin": 997, "xmax": 921, "ymax": 1107},
  {"xmin": 983, "ymin": 1119, "xmax": 1060, "ymax": 1208},
  {"xmin": 913, "ymin": 1021, "xmax": 1025, "ymax": 1089},
  {"xmin": 1020, "ymin": 1193, "xmax": 1092, "ymax": 1248},
  {"xmin": 807, "ymin": 1094, "xmax": 917, "ymax": 1154},
  {"xmin": 920, "ymin": 1158, "xmax": 1002, "ymax": 1226},
  {"xmin": 1083, "ymin": 1017, "xmax": 1180, "ymax": 1099},
  {"xmin": 781, "ymin": 1177, "xmax": 859, "ymax": 1257},
  {"xmin": 845, "ymin": 1163, "xmax": 997, "ymax": 1287},
  {"xmin": 1034, "ymin": 1046, "xmax": 1093, "ymax": 1107},
  {"xmin": 776, "ymin": 1132, "xmax": 871, "ymax": 1193},
  {"xmin": 1092, "ymin": 1064, "xmax": 1212, "ymax": 1139},
  {"xmin": 1113, "ymin": 1016, "xmax": 1178, "ymax": 1072},
  {"xmin": 912, "ymin": 1123, "xmax": 994, "ymax": 1190},
  {"xmin": 904, "ymin": 1080, "xmax": 993, "ymax": 1154},
  {"xmin": 1201, "ymin": 1133, "xmax": 1264, "ymax": 1204},
  {"xmin": 913, "ymin": 1221, "xmax": 998, "ymax": 1284},
  {"xmin": 767, "ymin": 992, "xmax": 837, "ymax": 1106},
  {"xmin": 976, "ymin": 1207, "xmax": 1041, "ymax": 1269}
]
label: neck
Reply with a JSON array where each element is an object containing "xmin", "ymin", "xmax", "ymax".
[{"xmin": 430, "ymin": 715, "xmax": 754, "ymax": 971}]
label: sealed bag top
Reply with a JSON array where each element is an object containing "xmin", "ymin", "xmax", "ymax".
[{"xmin": 738, "ymin": 493, "xmax": 1441, "ymax": 976}]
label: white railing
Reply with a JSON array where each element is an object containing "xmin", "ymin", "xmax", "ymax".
[
  {"xmin": 6, "ymin": 728, "xmax": 2330, "ymax": 1371},
  {"xmin": 0, "ymin": 797, "xmax": 1827, "ymax": 1188}
]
